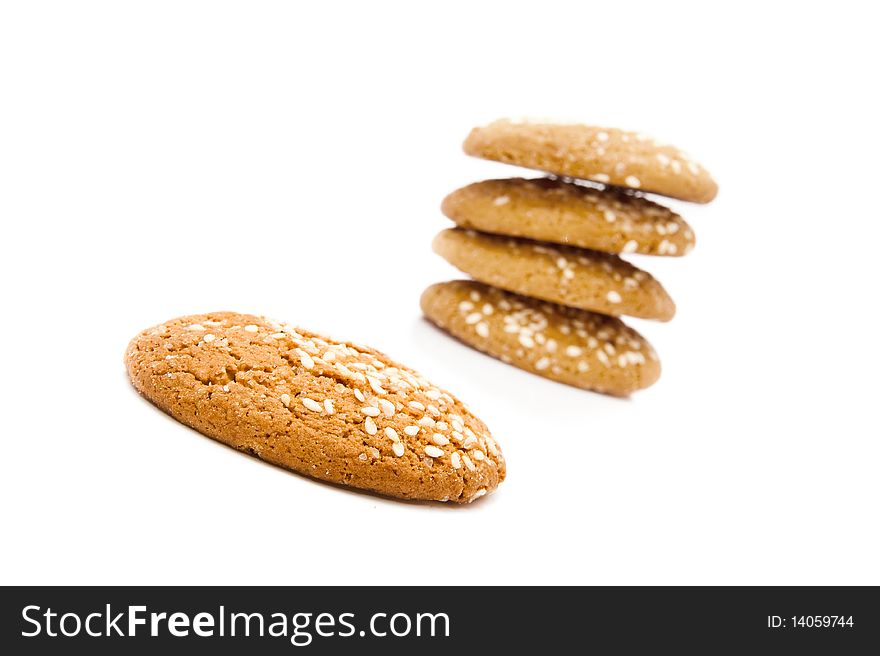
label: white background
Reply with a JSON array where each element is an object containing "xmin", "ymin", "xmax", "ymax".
[{"xmin": 2, "ymin": 1, "xmax": 878, "ymax": 586}]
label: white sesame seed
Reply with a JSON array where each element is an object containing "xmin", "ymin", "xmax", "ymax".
[
  {"xmin": 596, "ymin": 131, "xmax": 609, "ymax": 142},
  {"xmin": 462, "ymin": 435, "xmax": 478, "ymax": 449},
  {"xmin": 364, "ymin": 417, "xmax": 377, "ymax": 435},
  {"xmin": 476, "ymin": 322, "xmax": 489, "ymax": 338},
  {"xmin": 378, "ymin": 399, "xmax": 395, "ymax": 417},
  {"xmin": 451, "ymin": 431, "xmax": 464, "ymax": 443},
  {"xmin": 302, "ymin": 398, "xmax": 322, "ymax": 412},
  {"xmin": 451, "ymin": 452, "xmax": 462, "ymax": 469},
  {"xmin": 493, "ymin": 195, "xmax": 510, "ymax": 206},
  {"xmin": 606, "ymin": 291, "xmax": 622, "ymax": 303},
  {"xmin": 404, "ymin": 425, "xmax": 420, "ymax": 437},
  {"xmin": 369, "ymin": 447, "xmax": 380, "ymax": 459},
  {"xmin": 470, "ymin": 488, "xmax": 487, "ymax": 501},
  {"xmin": 597, "ymin": 351, "xmax": 610, "ymax": 366},
  {"xmin": 425, "ymin": 445, "xmax": 444, "ymax": 458},
  {"xmin": 625, "ymin": 175, "xmax": 641, "ymax": 188},
  {"xmin": 367, "ymin": 376, "xmax": 386, "ymax": 395},
  {"xmin": 519, "ymin": 334, "xmax": 535, "ymax": 348},
  {"xmin": 425, "ymin": 389, "xmax": 441, "ymax": 400},
  {"xmin": 562, "ymin": 269, "xmax": 575, "ymax": 280},
  {"xmin": 592, "ymin": 173, "xmax": 610, "ymax": 183},
  {"xmin": 472, "ymin": 449, "xmax": 485, "ymax": 461},
  {"xmin": 432, "ymin": 433, "xmax": 450, "ymax": 446},
  {"xmin": 458, "ymin": 301, "xmax": 474, "ymax": 313},
  {"xmin": 604, "ymin": 343, "xmax": 616, "ymax": 355},
  {"xmin": 359, "ymin": 452, "xmax": 367, "ymax": 461},
  {"xmin": 269, "ymin": 332, "xmax": 286, "ymax": 339},
  {"xmin": 535, "ymin": 357, "xmax": 551, "ymax": 370},
  {"xmin": 618, "ymin": 354, "xmax": 629, "ymax": 367},
  {"xmin": 244, "ymin": 324, "xmax": 258, "ymax": 333},
  {"xmin": 353, "ymin": 388, "xmax": 365, "ymax": 402},
  {"xmin": 323, "ymin": 399, "xmax": 335, "ymax": 414},
  {"xmin": 384, "ymin": 427, "xmax": 399, "ymax": 442},
  {"xmin": 418, "ymin": 416, "xmax": 435, "ymax": 427},
  {"xmin": 322, "ymin": 350, "xmax": 336, "ymax": 361},
  {"xmin": 434, "ymin": 421, "xmax": 447, "ymax": 431},
  {"xmin": 577, "ymin": 361, "xmax": 590, "ymax": 373},
  {"xmin": 603, "ymin": 209, "xmax": 616, "ymax": 223},
  {"xmin": 463, "ymin": 455, "xmax": 476, "ymax": 471},
  {"xmin": 392, "ymin": 442, "xmax": 405, "ymax": 457},
  {"xmin": 408, "ymin": 401, "xmax": 425, "ymax": 411},
  {"xmin": 280, "ymin": 393, "xmax": 291, "ymax": 407},
  {"xmin": 469, "ymin": 291, "xmax": 480, "ymax": 302},
  {"xmin": 202, "ymin": 333, "xmax": 215, "ymax": 343},
  {"xmin": 566, "ymin": 345, "xmax": 583, "ymax": 357},
  {"xmin": 465, "ymin": 312, "xmax": 482, "ymax": 325},
  {"xmin": 300, "ymin": 353, "xmax": 315, "ymax": 369},
  {"xmin": 427, "ymin": 404, "xmax": 440, "ymax": 416}
]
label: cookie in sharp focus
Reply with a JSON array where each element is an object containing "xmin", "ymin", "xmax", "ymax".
[
  {"xmin": 125, "ymin": 312, "xmax": 504, "ymax": 503},
  {"xmin": 421, "ymin": 281, "xmax": 660, "ymax": 395},
  {"xmin": 442, "ymin": 177, "xmax": 695, "ymax": 257},
  {"xmin": 432, "ymin": 228, "xmax": 675, "ymax": 321},
  {"xmin": 463, "ymin": 119, "xmax": 718, "ymax": 203}
]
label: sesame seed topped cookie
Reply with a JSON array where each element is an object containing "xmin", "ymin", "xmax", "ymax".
[
  {"xmin": 125, "ymin": 312, "xmax": 504, "ymax": 503},
  {"xmin": 463, "ymin": 119, "xmax": 718, "ymax": 203},
  {"xmin": 432, "ymin": 228, "xmax": 675, "ymax": 321},
  {"xmin": 421, "ymin": 281, "xmax": 660, "ymax": 395},
  {"xmin": 442, "ymin": 178, "xmax": 695, "ymax": 257}
]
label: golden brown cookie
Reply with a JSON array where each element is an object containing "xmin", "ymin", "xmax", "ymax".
[
  {"xmin": 463, "ymin": 119, "xmax": 717, "ymax": 203},
  {"xmin": 125, "ymin": 312, "xmax": 505, "ymax": 503},
  {"xmin": 421, "ymin": 281, "xmax": 660, "ymax": 395},
  {"xmin": 442, "ymin": 177, "xmax": 695, "ymax": 257},
  {"xmin": 432, "ymin": 228, "xmax": 675, "ymax": 321}
]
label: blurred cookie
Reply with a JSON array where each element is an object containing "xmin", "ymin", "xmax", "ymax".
[
  {"xmin": 421, "ymin": 281, "xmax": 660, "ymax": 395},
  {"xmin": 442, "ymin": 177, "xmax": 695, "ymax": 256},
  {"xmin": 125, "ymin": 312, "xmax": 504, "ymax": 503},
  {"xmin": 432, "ymin": 228, "xmax": 675, "ymax": 321},
  {"xmin": 463, "ymin": 119, "xmax": 717, "ymax": 203}
]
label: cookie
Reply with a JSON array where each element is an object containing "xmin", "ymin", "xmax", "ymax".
[
  {"xmin": 125, "ymin": 312, "xmax": 505, "ymax": 503},
  {"xmin": 421, "ymin": 281, "xmax": 660, "ymax": 395},
  {"xmin": 432, "ymin": 228, "xmax": 675, "ymax": 321},
  {"xmin": 463, "ymin": 119, "xmax": 718, "ymax": 203},
  {"xmin": 442, "ymin": 177, "xmax": 695, "ymax": 257}
]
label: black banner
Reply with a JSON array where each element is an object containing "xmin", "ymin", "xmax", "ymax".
[{"xmin": 1, "ymin": 586, "xmax": 877, "ymax": 653}]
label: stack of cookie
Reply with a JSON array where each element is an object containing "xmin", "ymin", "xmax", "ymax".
[{"xmin": 421, "ymin": 119, "xmax": 717, "ymax": 395}]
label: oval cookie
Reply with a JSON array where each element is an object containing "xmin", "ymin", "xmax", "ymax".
[
  {"xmin": 463, "ymin": 119, "xmax": 717, "ymax": 203},
  {"xmin": 432, "ymin": 228, "xmax": 675, "ymax": 321},
  {"xmin": 125, "ymin": 312, "xmax": 504, "ymax": 503},
  {"xmin": 421, "ymin": 281, "xmax": 660, "ymax": 395},
  {"xmin": 442, "ymin": 177, "xmax": 695, "ymax": 257}
]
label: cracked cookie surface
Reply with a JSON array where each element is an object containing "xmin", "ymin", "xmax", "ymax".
[{"xmin": 125, "ymin": 312, "xmax": 504, "ymax": 503}]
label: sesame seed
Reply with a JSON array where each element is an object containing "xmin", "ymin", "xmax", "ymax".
[
  {"xmin": 603, "ymin": 210, "xmax": 616, "ymax": 223},
  {"xmin": 384, "ymin": 427, "xmax": 400, "ymax": 442},
  {"xmin": 434, "ymin": 421, "xmax": 448, "ymax": 431},
  {"xmin": 369, "ymin": 447, "xmax": 380, "ymax": 459},
  {"xmin": 367, "ymin": 376, "xmax": 386, "ymax": 395},
  {"xmin": 418, "ymin": 416, "xmax": 435, "ymax": 427},
  {"xmin": 364, "ymin": 417, "xmax": 377, "ymax": 435},
  {"xmin": 202, "ymin": 334, "xmax": 216, "ymax": 343},
  {"xmin": 625, "ymin": 175, "xmax": 641, "ymax": 188},
  {"xmin": 379, "ymin": 399, "xmax": 395, "ymax": 417},
  {"xmin": 426, "ymin": 389, "xmax": 441, "ymax": 400},
  {"xmin": 472, "ymin": 450, "xmax": 485, "ymax": 461},
  {"xmin": 299, "ymin": 353, "xmax": 315, "ymax": 369},
  {"xmin": 451, "ymin": 452, "xmax": 462, "ymax": 469},
  {"xmin": 425, "ymin": 445, "xmax": 444, "ymax": 458},
  {"xmin": 280, "ymin": 393, "xmax": 291, "ymax": 407},
  {"xmin": 476, "ymin": 322, "xmax": 489, "ymax": 338},
  {"xmin": 470, "ymin": 489, "xmax": 487, "ymax": 501},
  {"xmin": 359, "ymin": 453, "xmax": 367, "ymax": 461},
  {"xmin": 353, "ymin": 388, "xmax": 365, "ymax": 402},
  {"xmin": 427, "ymin": 404, "xmax": 440, "ymax": 416},
  {"xmin": 451, "ymin": 431, "xmax": 464, "ymax": 443},
  {"xmin": 323, "ymin": 350, "xmax": 336, "ymax": 361},
  {"xmin": 623, "ymin": 239, "xmax": 639, "ymax": 253},
  {"xmin": 482, "ymin": 304, "xmax": 494, "ymax": 315},
  {"xmin": 269, "ymin": 332, "xmax": 286, "ymax": 339},
  {"xmin": 535, "ymin": 357, "xmax": 551, "ymax": 370},
  {"xmin": 469, "ymin": 291, "xmax": 480, "ymax": 302},
  {"xmin": 392, "ymin": 442, "xmax": 405, "ymax": 457},
  {"xmin": 493, "ymin": 195, "xmax": 510, "ymax": 206},
  {"xmin": 596, "ymin": 131, "xmax": 609, "ymax": 141},
  {"xmin": 404, "ymin": 425, "xmax": 420, "ymax": 436},
  {"xmin": 592, "ymin": 173, "xmax": 610, "ymax": 183},
  {"xmin": 577, "ymin": 361, "xmax": 590, "ymax": 373},
  {"xmin": 562, "ymin": 269, "xmax": 575, "ymax": 280},
  {"xmin": 604, "ymin": 343, "xmax": 616, "ymax": 355},
  {"xmin": 458, "ymin": 301, "xmax": 474, "ymax": 312},
  {"xmin": 606, "ymin": 291, "xmax": 622, "ymax": 303},
  {"xmin": 465, "ymin": 312, "xmax": 482, "ymax": 325},
  {"xmin": 433, "ymin": 433, "xmax": 450, "ymax": 446},
  {"xmin": 323, "ymin": 399, "xmax": 335, "ymax": 414},
  {"xmin": 597, "ymin": 351, "xmax": 610, "ymax": 366},
  {"xmin": 566, "ymin": 345, "xmax": 582, "ymax": 357},
  {"xmin": 463, "ymin": 455, "xmax": 476, "ymax": 471},
  {"xmin": 519, "ymin": 334, "xmax": 535, "ymax": 348},
  {"xmin": 302, "ymin": 398, "xmax": 322, "ymax": 412},
  {"xmin": 244, "ymin": 324, "xmax": 258, "ymax": 333},
  {"xmin": 408, "ymin": 401, "xmax": 425, "ymax": 411}
]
